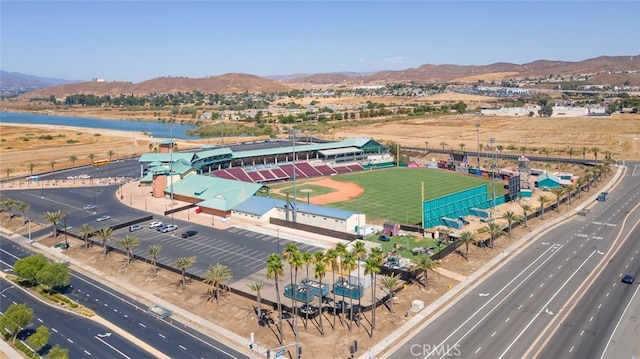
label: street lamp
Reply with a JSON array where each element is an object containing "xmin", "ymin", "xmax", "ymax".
[{"xmin": 475, "ymin": 122, "xmax": 481, "ymax": 168}]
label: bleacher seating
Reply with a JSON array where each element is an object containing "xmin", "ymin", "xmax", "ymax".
[
  {"xmin": 315, "ymin": 165, "xmax": 337, "ymax": 175},
  {"xmin": 333, "ymin": 166, "xmax": 351, "ymax": 173},
  {"xmin": 280, "ymin": 164, "xmax": 307, "ymax": 178},
  {"xmin": 212, "ymin": 170, "xmax": 237, "ymax": 181},
  {"xmin": 347, "ymin": 164, "xmax": 364, "ymax": 172},
  {"xmin": 226, "ymin": 167, "xmax": 254, "ymax": 182},
  {"xmin": 295, "ymin": 162, "xmax": 323, "ymax": 177},
  {"xmin": 258, "ymin": 170, "xmax": 276, "ymax": 180},
  {"xmin": 270, "ymin": 168, "xmax": 289, "ymax": 180},
  {"xmin": 247, "ymin": 171, "xmax": 264, "ymax": 182}
]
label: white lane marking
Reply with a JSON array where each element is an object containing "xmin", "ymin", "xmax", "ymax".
[
  {"xmin": 475, "ymin": 347, "xmax": 481, "ymax": 354},
  {"xmin": 179, "ymin": 345, "xmax": 187, "ymax": 350},
  {"xmin": 159, "ymin": 333, "xmax": 166, "ymax": 338},
  {"xmin": 491, "ymin": 332, "xmax": 496, "ymax": 338},
  {"xmin": 37, "ymin": 318, "xmax": 43, "ymax": 323},
  {"xmin": 540, "ymin": 283, "xmax": 544, "ymax": 288},
  {"xmin": 94, "ymin": 336, "xmax": 131, "ymax": 359},
  {"xmin": 428, "ymin": 244, "xmax": 563, "ymax": 359},
  {"xmin": 600, "ymin": 282, "xmax": 640, "ymax": 359},
  {"xmin": 498, "ymin": 250, "xmax": 597, "ymax": 359},
  {"xmin": 84, "ymin": 350, "xmax": 91, "ymax": 355},
  {"xmin": 570, "ymin": 346, "xmax": 574, "ymax": 353},
  {"xmin": 606, "ymin": 292, "xmax": 610, "ymax": 297},
  {"xmin": 590, "ymin": 316, "xmax": 594, "ymax": 322},
  {"xmin": 549, "ymin": 274, "xmax": 553, "ymax": 278},
  {"xmin": 580, "ymin": 330, "xmax": 584, "ymax": 336},
  {"xmin": 530, "ymin": 293, "xmax": 534, "ymax": 298},
  {"xmin": 67, "ymin": 338, "xmax": 74, "ymax": 343},
  {"xmin": 505, "ymin": 317, "xmax": 510, "ymax": 323},
  {"xmin": 598, "ymin": 304, "xmax": 602, "ymax": 309},
  {"xmin": 139, "ymin": 322, "xmax": 146, "ymax": 328},
  {"xmin": 51, "ymin": 328, "xmax": 58, "ymax": 333}
]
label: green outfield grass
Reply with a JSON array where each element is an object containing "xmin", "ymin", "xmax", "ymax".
[{"xmin": 326, "ymin": 167, "xmax": 491, "ymax": 225}]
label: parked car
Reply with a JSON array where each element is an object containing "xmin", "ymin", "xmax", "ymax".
[
  {"xmin": 83, "ymin": 204, "xmax": 97, "ymax": 211},
  {"xmin": 622, "ymin": 274, "xmax": 635, "ymax": 284},
  {"xmin": 129, "ymin": 224, "xmax": 143, "ymax": 232},
  {"xmin": 148, "ymin": 221, "xmax": 163, "ymax": 229},
  {"xmin": 411, "ymin": 247, "xmax": 426, "ymax": 255},
  {"xmin": 378, "ymin": 235, "xmax": 390, "ymax": 242},
  {"xmin": 181, "ymin": 230, "xmax": 198, "ymax": 238},
  {"xmin": 160, "ymin": 224, "xmax": 178, "ymax": 233},
  {"xmin": 96, "ymin": 215, "xmax": 110, "ymax": 222}
]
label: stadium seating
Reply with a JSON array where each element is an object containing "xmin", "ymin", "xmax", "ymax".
[
  {"xmin": 270, "ymin": 168, "xmax": 289, "ymax": 180},
  {"xmin": 280, "ymin": 164, "xmax": 307, "ymax": 178},
  {"xmin": 347, "ymin": 164, "xmax": 364, "ymax": 172},
  {"xmin": 295, "ymin": 162, "xmax": 323, "ymax": 177},
  {"xmin": 226, "ymin": 167, "xmax": 254, "ymax": 182},
  {"xmin": 333, "ymin": 166, "xmax": 351, "ymax": 173},
  {"xmin": 212, "ymin": 170, "xmax": 237, "ymax": 181},
  {"xmin": 247, "ymin": 171, "xmax": 264, "ymax": 182},
  {"xmin": 315, "ymin": 165, "xmax": 338, "ymax": 175}
]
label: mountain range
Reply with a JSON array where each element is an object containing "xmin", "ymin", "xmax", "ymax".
[{"xmin": 4, "ymin": 55, "xmax": 640, "ymax": 99}]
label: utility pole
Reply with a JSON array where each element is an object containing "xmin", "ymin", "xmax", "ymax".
[
  {"xmin": 292, "ymin": 128, "xmax": 297, "ymax": 223},
  {"xmin": 475, "ymin": 122, "xmax": 481, "ymax": 168}
]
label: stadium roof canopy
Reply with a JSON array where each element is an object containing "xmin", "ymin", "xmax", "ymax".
[{"xmin": 319, "ymin": 147, "xmax": 363, "ymax": 157}]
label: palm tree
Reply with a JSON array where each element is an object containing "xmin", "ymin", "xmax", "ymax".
[
  {"xmin": 519, "ymin": 146, "xmax": 527, "ymax": 156},
  {"xmin": 457, "ymin": 231, "xmax": 476, "ymax": 261},
  {"xmin": 247, "ymin": 282, "xmax": 266, "ymax": 321},
  {"xmin": 147, "ymin": 244, "xmax": 163, "ymax": 277},
  {"xmin": 459, "ymin": 143, "xmax": 466, "ymax": 151},
  {"xmin": 16, "ymin": 202, "xmax": 29, "ymax": 224},
  {"xmin": 538, "ymin": 195, "xmax": 549, "ymax": 219},
  {"xmin": 565, "ymin": 184, "xmax": 576, "ymax": 208},
  {"xmin": 43, "ymin": 210, "xmax": 65, "ymax": 240},
  {"xmin": 591, "ymin": 146, "xmax": 600, "ymax": 163},
  {"xmin": 118, "ymin": 235, "xmax": 140, "ymax": 266},
  {"xmin": 335, "ymin": 243, "xmax": 348, "ymax": 323},
  {"xmin": 174, "ymin": 256, "xmax": 196, "ymax": 288},
  {"xmin": 566, "ymin": 145, "xmax": 575, "ymax": 160},
  {"xmin": 301, "ymin": 252, "xmax": 313, "ymax": 281},
  {"xmin": 78, "ymin": 223, "xmax": 95, "ymax": 251},
  {"xmin": 378, "ymin": 273, "xmax": 403, "ymax": 315},
  {"xmin": 88, "ymin": 154, "xmax": 96, "ymax": 163},
  {"xmin": 581, "ymin": 146, "xmax": 587, "ymax": 160},
  {"xmin": 364, "ymin": 255, "xmax": 382, "ymax": 335},
  {"xmin": 4, "ymin": 168, "xmax": 14, "ymax": 181},
  {"xmin": 203, "ymin": 263, "xmax": 233, "ymax": 303},
  {"xmin": 313, "ymin": 258, "xmax": 326, "ymax": 335},
  {"xmin": 2, "ymin": 198, "xmax": 17, "ymax": 221},
  {"xmin": 49, "ymin": 160, "xmax": 56, "ymax": 172},
  {"xmin": 550, "ymin": 187, "xmax": 564, "ymax": 212},
  {"xmin": 26, "ymin": 162, "xmax": 39, "ymax": 176},
  {"xmin": 324, "ymin": 248, "xmax": 339, "ymax": 330},
  {"xmin": 342, "ymin": 252, "xmax": 357, "ymax": 331},
  {"xmin": 352, "ymin": 241, "xmax": 367, "ymax": 319},
  {"xmin": 440, "ymin": 141, "xmax": 447, "ymax": 150},
  {"xmin": 500, "ymin": 210, "xmax": 520, "ymax": 237},
  {"xmin": 576, "ymin": 176, "xmax": 587, "ymax": 198},
  {"xmin": 69, "ymin": 155, "xmax": 78, "ymax": 167},
  {"xmin": 518, "ymin": 202, "xmax": 533, "ymax": 228},
  {"xmin": 412, "ymin": 256, "xmax": 440, "ymax": 287},
  {"xmin": 266, "ymin": 253, "xmax": 284, "ymax": 343},
  {"xmin": 148, "ymin": 143, "xmax": 154, "ymax": 152},
  {"xmin": 485, "ymin": 222, "xmax": 504, "ymax": 248},
  {"xmin": 496, "ymin": 144, "xmax": 504, "ymax": 159},
  {"xmin": 95, "ymin": 227, "xmax": 114, "ymax": 258},
  {"xmin": 107, "ymin": 150, "xmax": 115, "ymax": 162}
]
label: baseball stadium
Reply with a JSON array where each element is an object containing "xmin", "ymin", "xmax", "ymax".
[{"xmin": 137, "ymin": 136, "xmax": 515, "ymax": 247}]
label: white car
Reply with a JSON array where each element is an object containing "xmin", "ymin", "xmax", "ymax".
[
  {"xmin": 148, "ymin": 221, "xmax": 163, "ymax": 229},
  {"xmin": 96, "ymin": 215, "xmax": 111, "ymax": 222},
  {"xmin": 160, "ymin": 224, "xmax": 178, "ymax": 233},
  {"xmin": 83, "ymin": 204, "xmax": 97, "ymax": 211}
]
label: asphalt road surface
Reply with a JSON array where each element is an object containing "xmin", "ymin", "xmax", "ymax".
[
  {"xmin": 387, "ymin": 163, "xmax": 640, "ymax": 359},
  {"xmin": 0, "ymin": 236, "xmax": 247, "ymax": 359},
  {"xmin": 0, "ymin": 277, "xmax": 154, "ymax": 359},
  {"xmin": 4, "ymin": 185, "xmax": 324, "ymax": 283}
]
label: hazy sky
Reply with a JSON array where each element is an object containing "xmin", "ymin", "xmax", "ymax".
[{"xmin": 2, "ymin": 1, "xmax": 639, "ymax": 83}]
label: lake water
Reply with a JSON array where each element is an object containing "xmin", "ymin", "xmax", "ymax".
[{"xmin": 0, "ymin": 111, "xmax": 202, "ymax": 139}]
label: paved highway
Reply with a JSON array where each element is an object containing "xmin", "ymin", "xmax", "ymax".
[
  {"xmin": 0, "ymin": 236, "xmax": 247, "ymax": 359},
  {"xmin": 0, "ymin": 277, "xmax": 154, "ymax": 359},
  {"xmin": 386, "ymin": 163, "xmax": 640, "ymax": 359}
]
